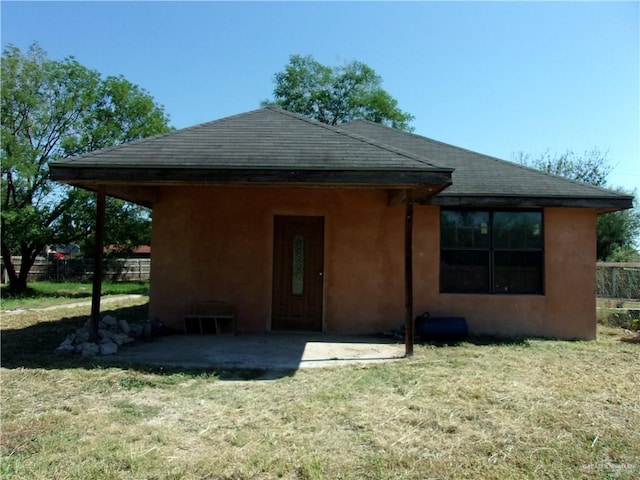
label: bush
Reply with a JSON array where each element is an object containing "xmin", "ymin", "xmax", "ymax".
[{"xmin": 603, "ymin": 310, "xmax": 640, "ymax": 330}]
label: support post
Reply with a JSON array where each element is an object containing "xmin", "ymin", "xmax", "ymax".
[
  {"xmin": 90, "ymin": 186, "xmax": 106, "ymax": 342},
  {"xmin": 404, "ymin": 189, "xmax": 414, "ymax": 357}
]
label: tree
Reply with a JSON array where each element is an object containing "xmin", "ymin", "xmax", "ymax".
[
  {"xmin": 263, "ymin": 54, "xmax": 415, "ymax": 131},
  {"xmin": 1, "ymin": 43, "xmax": 170, "ymax": 293},
  {"xmin": 515, "ymin": 149, "xmax": 640, "ymax": 261},
  {"xmin": 595, "ymin": 199, "xmax": 640, "ymax": 261},
  {"xmin": 513, "ymin": 148, "xmax": 613, "ymax": 187},
  {"xmin": 56, "ymin": 190, "xmax": 152, "ymax": 258}
]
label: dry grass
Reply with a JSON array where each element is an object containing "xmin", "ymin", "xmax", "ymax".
[
  {"xmin": 1, "ymin": 281, "xmax": 149, "ymax": 311},
  {"xmin": 596, "ymin": 298, "xmax": 640, "ymax": 333},
  {"xmin": 1, "ymin": 299, "xmax": 639, "ymax": 479}
]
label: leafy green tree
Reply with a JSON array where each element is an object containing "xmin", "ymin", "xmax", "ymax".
[
  {"xmin": 1, "ymin": 43, "xmax": 170, "ymax": 293},
  {"xmin": 515, "ymin": 149, "xmax": 639, "ymax": 261},
  {"xmin": 56, "ymin": 190, "xmax": 151, "ymax": 258},
  {"xmin": 604, "ymin": 246, "xmax": 640, "ymax": 263},
  {"xmin": 514, "ymin": 148, "xmax": 613, "ymax": 187},
  {"xmin": 263, "ymin": 54, "xmax": 414, "ymax": 131},
  {"xmin": 595, "ymin": 197, "xmax": 640, "ymax": 261}
]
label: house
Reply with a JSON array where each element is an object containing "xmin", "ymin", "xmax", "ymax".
[
  {"xmin": 49, "ymin": 244, "xmax": 81, "ymax": 258},
  {"xmin": 50, "ymin": 107, "xmax": 633, "ymax": 340},
  {"xmin": 105, "ymin": 245, "xmax": 151, "ymax": 258}
]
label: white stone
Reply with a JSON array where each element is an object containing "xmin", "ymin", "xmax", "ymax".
[
  {"xmin": 128, "ymin": 324, "xmax": 144, "ymax": 338},
  {"xmin": 117, "ymin": 319, "xmax": 131, "ymax": 334},
  {"xmin": 111, "ymin": 333, "xmax": 130, "ymax": 346},
  {"xmin": 102, "ymin": 315, "xmax": 117, "ymax": 327},
  {"xmin": 80, "ymin": 342, "xmax": 99, "ymax": 357},
  {"xmin": 75, "ymin": 329, "xmax": 90, "ymax": 343},
  {"xmin": 55, "ymin": 344, "xmax": 75, "ymax": 354},
  {"xmin": 99, "ymin": 342, "xmax": 118, "ymax": 355},
  {"xmin": 98, "ymin": 328, "xmax": 114, "ymax": 340}
]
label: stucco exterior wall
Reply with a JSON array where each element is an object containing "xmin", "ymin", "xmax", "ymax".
[
  {"xmin": 150, "ymin": 186, "xmax": 598, "ymax": 339},
  {"xmin": 413, "ymin": 206, "xmax": 597, "ymax": 339},
  {"xmin": 150, "ymin": 186, "xmax": 405, "ymax": 334}
]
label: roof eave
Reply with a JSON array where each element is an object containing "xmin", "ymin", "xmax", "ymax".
[
  {"xmin": 50, "ymin": 165, "xmax": 454, "ymax": 186},
  {"xmin": 50, "ymin": 165, "xmax": 454, "ymax": 207},
  {"xmin": 427, "ymin": 194, "xmax": 634, "ymax": 212}
]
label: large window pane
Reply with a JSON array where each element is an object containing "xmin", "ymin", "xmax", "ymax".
[
  {"xmin": 441, "ymin": 250, "xmax": 490, "ymax": 293},
  {"xmin": 441, "ymin": 211, "xmax": 490, "ymax": 248},
  {"xmin": 493, "ymin": 212, "xmax": 542, "ymax": 249},
  {"xmin": 494, "ymin": 251, "xmax": 543, "ymax": 294},
  {"xmin": 440, "ymin": 209, "xmax": 544, "ymax": 295}
]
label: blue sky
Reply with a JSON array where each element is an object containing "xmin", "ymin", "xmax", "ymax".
[{"xmin": 2, "ymin": 1, "xmax": 638, "ymax": 193}]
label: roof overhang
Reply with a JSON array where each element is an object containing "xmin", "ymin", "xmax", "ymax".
[
  {"xmin": 50, "ymin": 108, "xmax": 633, "ymax": 213},
  {"xmin": 428, "ymin": 194, "xmax": 634, "ymax": 213},
  {"xmin": 50, "ymin": 165, "xmax": 454, "ymax": 207}
]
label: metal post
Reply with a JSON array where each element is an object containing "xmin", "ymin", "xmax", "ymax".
[
  {"xmin": 90, "ymin": 186, "xmax": 106, "ymax": 342},
  {"xmin": 405, "ymin": 189, "xmax": 414, "ymax": 357}
]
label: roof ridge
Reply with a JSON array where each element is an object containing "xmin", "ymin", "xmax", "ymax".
[
  {"xmin": 344, "ymin": 119, "xmax": 630, "ymax": 198},
  {"xmin": 265, "ymin": 107, "xmax": 451, "ymax": 171}
]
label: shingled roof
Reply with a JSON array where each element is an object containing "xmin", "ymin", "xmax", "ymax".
[
  {"xmin": 50, "ymin": 107, "xmax": 452, "ymax": 193},
  {"xmin": 340, "ymin": 119, "xmax": 632, "ymax": 212},
  {"xmin": 50, "ymin": 107, "xmax": 632, "ymax": 212}
]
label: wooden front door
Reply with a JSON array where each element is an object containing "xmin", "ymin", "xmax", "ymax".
[{"xmin": 272, "ymin": 216, "xmax": 324, "ymax": 331}]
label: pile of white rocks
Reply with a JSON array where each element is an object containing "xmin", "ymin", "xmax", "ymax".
[{"xmin": 55, "ymin": 315, "xmax": 164, "ymax": 357}]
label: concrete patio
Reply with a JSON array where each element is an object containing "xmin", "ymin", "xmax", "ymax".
[{"xmin": 110, "ymin": 333, "xmax": 406, "ymax": 371}]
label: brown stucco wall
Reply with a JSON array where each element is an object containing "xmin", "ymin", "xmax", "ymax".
[
  {"xmin": 150, "ymin": 186, "xmax": 598, "ymax": 339},
  {"xmin": 150, "ymin": 186, "xmax": 405, "ymax": 334},
  {"xmin": 413, "ymin": 206, "xmax": 597, "ymax": 339}
]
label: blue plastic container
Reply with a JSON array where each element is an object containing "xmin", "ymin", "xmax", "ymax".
[{"xmin": 414, "ymin": 313, "xmax": 468, "ymax": 342}]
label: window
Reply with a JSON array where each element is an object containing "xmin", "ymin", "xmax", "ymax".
[
  {"xmin": 292, "ymin": 234, "xmax": 305, "ymax": 295},
  {"xmin": 440, "ymin": 210, "xmax": 543, "ymax": 294}
]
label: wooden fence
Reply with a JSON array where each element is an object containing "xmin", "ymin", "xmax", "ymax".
[
  {"xmin": 1, "ymin": 257, "xmax": 150, "ymax": 283},
  {"xmin": 596, "ymin": 263, "xmax": 640, "ymax": 300}
]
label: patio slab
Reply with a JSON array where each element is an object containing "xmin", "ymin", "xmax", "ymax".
[{"xmin": 111, "ymin": 333, "xmax": 406, "ymax": 370}]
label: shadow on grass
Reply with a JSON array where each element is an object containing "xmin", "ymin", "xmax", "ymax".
[
  {"xmin": 416, "ymin": 336, "xmax": 531, "ymax": 348},
  {"xmin": 0, "ymin": 303, "xmax": 295, "ymax": 381},
  {"xmin": 1, "ymin": 303, "xmax": 148, "ymax": 370},
  {"xmin": 465, "ymin": 336, "xmax": 531, "ymax": 346},
  {"xmin": 100, "ymin": 362, "xmax": 297, "ymax": 381}
]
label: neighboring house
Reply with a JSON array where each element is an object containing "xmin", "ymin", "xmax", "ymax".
[
  {"xmin": 49, "ymin": 244, "xmax": 81, "ymax": 258},
  {"xmin": 50, "ymin": 107, "xmax": 633, "ymax": 339},
  {"xmin": 105, "ymin": 245, "xmax": 151, "ymax": 258}
]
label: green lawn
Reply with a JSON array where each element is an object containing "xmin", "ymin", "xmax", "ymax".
[
  {"xmin": 0, "ymin": 281, "xmax": 149, "ymax": 311},
  {"xmin": 1, "ymin": 297, "xmax": 638, "ymax": 479}
]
